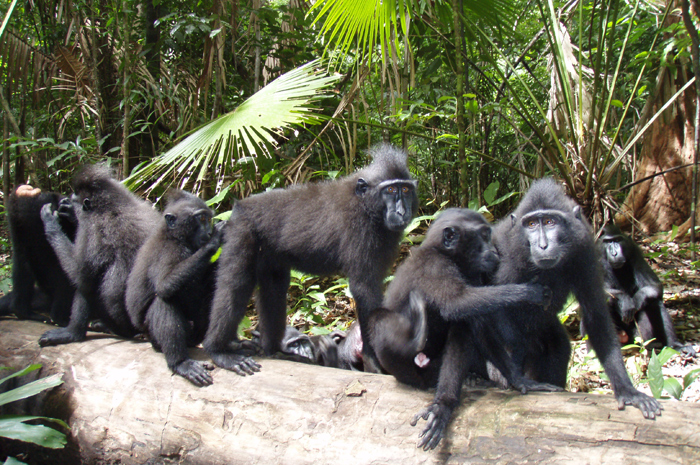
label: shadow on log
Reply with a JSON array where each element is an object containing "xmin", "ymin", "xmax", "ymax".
[{"xmin": 0, "ymin": 320, "xmax": 699, "ymax": 464}]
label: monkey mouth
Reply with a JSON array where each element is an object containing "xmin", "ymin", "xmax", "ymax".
[
  {"xmin": 532, "ymin": 256, "xmax": 561, "ymax": 269},
  {"xmin": 385, "ymin": 215, "xmax": 411, "ymax": 232}
]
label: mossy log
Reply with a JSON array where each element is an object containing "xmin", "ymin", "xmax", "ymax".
[{"xmin": 0, "ymin": 320, "xmax": 699, "ymax": 464}]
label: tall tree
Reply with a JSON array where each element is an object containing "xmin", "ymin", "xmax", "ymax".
[{"xmin": 617, "ymin": 0, "xmax": 695, "ymax": 233}]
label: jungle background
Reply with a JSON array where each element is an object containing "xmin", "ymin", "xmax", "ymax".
[{"xmin": 0, "ymin": 0, "xmax": 699, "ymax": 403}]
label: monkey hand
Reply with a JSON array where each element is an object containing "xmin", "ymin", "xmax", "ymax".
[
  {"xmin": 210, "ymin": 351, "xmax": 261, "ymax": 376},
  {"xmin": 40, "ymin": 203, "xmax": 63, "ymax": 235},
  {"xmin": 619, "ymin": 303, "xmax": 637, "ymax": 324},
  {"xmin": 540, "ymin": 285, "xmax": 552, "ymax": 309},
  {"xmin": 175, "ymin": 359, "xmax": 215, "ymax": 387},
  {"xmin": 205, "ymin": 230, "xmax": 223, "ymax": 253},
  {"xmin": 672, "ymin": 342, "xmax": 697, "ymax": 357},
  {"xmin": 410, "ymin": 402, "xmax": 453, "ymax": 451},
  {"xmin": 527, "ymin": 283, "xmax": 552, "ymax": 309},
  {"xmin": 57, "ymin": 197, "xmax": 77, "ymax": 224},
  {"xmin": 615, "ymin": 385, "xmax": 662, "ymax": 419}
]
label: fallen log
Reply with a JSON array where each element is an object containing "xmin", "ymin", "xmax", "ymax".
[{"xmin": 0, "ymin": 320, "xmax": 698, "ymax": 464}]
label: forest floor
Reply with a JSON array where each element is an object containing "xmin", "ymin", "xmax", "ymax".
[{"xmin": 1, "ymin": 222, "xmax": 698, "ymax": 404}]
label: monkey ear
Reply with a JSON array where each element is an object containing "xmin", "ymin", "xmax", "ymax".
[
  {"xmin": 165, "ymin": 213, "xmax": 177, "ymax": 229},
  {"xmin": 510, "ymin": 213, "xmax": 517, "ymax": 227},
  {"xmin": 355, "ymin": 178, "xmax": 369, "ymax": 196},
  {"xmin": 573, "ymin": 206, "xmax": 582, "ymax": 220},
  {"xmin": 82, "ymin": 198, "xmax": 92, "ymax": 211},
  {"xmin": 442, "ymin": 227, "xmax": 458, "ymax": 249}
]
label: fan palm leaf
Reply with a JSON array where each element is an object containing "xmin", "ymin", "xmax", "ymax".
[{"xmin": 126, "ymin": 59, "xmax": 339, "ymax": 194}]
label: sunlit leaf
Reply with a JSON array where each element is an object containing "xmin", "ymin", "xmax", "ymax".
[
  {"xmin": 0, "ymin": 417, "xmax": 67, "ymax": 449},
  {"xmin": 647, "ymin": 351, "xmax": 664, "ymax": 399},
  {"xmin": 0, "ymin": 373, "xmax": 63, "ymax": 407},
  {"xmin": 663, "ymin": 377, "xmax": 682, "ymax": 400},
  {"xmin": 126, "ymin": 60, "xmax": 339, "ymax": 194},
  {"xmin": 683, "ymin": 368, "xmax": 700, "ymax": 389}
]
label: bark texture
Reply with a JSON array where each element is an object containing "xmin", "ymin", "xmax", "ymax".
[
  {"xmin": 617, "ymin": 2, "xmax": 695, "ymax": 234},
  {"xmin": 0, "ymin": 320, "xmax": 699, "ymax": 464}
]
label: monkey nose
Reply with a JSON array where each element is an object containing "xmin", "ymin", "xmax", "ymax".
[{"xmin": 396, "ymin": 200, "xmax": 405, "ymax": 216}]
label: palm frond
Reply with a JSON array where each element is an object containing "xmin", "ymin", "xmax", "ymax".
[{"xmin": 126, "ymin": 59, "xmax": 340, "ymax": 194}]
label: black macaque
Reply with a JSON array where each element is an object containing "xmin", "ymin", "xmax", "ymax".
[
  {"xmin": 0, "ymin": 185, "xmax": 77, "ymax": 325},
  {"xmin": 273, "ymin": 323, "xmax": 364, "ymax": 370},
  {"xmin": 370, "ymin": 208, "xmax": 558, "ymax": 450},
  {"xmin": 594, "ymin": 224, "xmax": 695, "ymax": 356},
  {"xmin": 204, "ymin": 143, "xmax": 417, "ymax": 376},
  {"xmin": 126, "ymin": 190, "xmax": 222, "ymax": 386},
  {"xmin": 38, "ymin": 165, "xmax": 160, "ymax": 347},
  {"xmin": 488, "ymin": 178, "xmax": 661, "ymax": 419}
]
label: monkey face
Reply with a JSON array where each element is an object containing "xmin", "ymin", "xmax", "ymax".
[
  {"xmin": 521, "ymin": 210, "xmax": 571, "ymax": 269},
  {"xmin": 379, "ymin": 179, "xmax": 418, "ymax": 232}
]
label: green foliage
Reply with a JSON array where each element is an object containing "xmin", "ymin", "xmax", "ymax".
[
  {"xmin": 288, "ymin": 270, "xmax": 349, "ymax": 331},
  {"xmin": 646, "ymin": 347, "xmax": 698, "ymax": 400},
  {"xmin": 0, "ymin": 364, "xmax": 68, "ymax": 453},
  {"xmin": 125, "ymin": 60, "xmax": 340, "ymax": 195}
]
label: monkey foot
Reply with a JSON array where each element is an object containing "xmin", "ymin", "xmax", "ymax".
[
  {"xmin": 210, "ymin": 352, "xmax": 261, "ymax": 376},
  {"xmin": 673, "ymin": 342, "xmax": 697, "ymax": 357},
  {"xmin": 175, "ymin": 359, "xmax": 215, "ymax": 387},
  {"xmin": 616, "ymin": 386, "xmax": 662, "ymax": 419},
  {"xmin": 410, "ymin": 402, "xmax": 453, "ymax": 451},
  {"xmin": 38, "ymin": 328, "xmax": 86, "ymax": 347}
]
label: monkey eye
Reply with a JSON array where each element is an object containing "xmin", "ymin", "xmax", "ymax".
[
  {"xmin": 401, "ymin": 186, "xmax": 410, "ymax": 194},
  {"xmin": 543, "ymin": 217, "xmax": 556, "ymax": 226},
  {"xmin": 386, "ymin": 186, "xmax": 398, "ymax": 194},
  {"xmin": 526, "ymin": 220, "xmax": 538, "ymax": 228}
]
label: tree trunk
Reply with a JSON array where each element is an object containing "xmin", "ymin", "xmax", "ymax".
[
  {"xmin": 616, "ymin": 1, "xmax": 694, "ymax": 233},
  {"xmin": 1, "ymin": 321, "xmax": 698, "ymax": 464}
]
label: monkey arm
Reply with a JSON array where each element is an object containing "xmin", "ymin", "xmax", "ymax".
[
  {"xmin": 434, "ymin": 283, "xmax": 548, "ymax": 322},
  {"xmin": 40, "ymin": 203, "xmax": 80, "ymax": 286},
  {"xmin": 154, "ymin": 244, "xmax": 219, "ymax": 300},
  {"xmin": 632, "ymin": 284, "xmax": 662, "ymax": 311},
  {"xmin": 576, "ymin": 263, "xmax": 662, "ymax": 419},
  {"xmin": 411, "ymin": 324, "xmax": 471, "ymax": 450}
]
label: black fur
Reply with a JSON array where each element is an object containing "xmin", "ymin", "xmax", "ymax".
[
  {"xmin": 592, "ymin": 224, "xmax": 695, "ymax": 356},
  {"xmin": 126, "ymin": 190, "xmax": 222, "ymax": 386},
  {"xmin": 204, "ymin": 144, "xmax": 418, "ymax": 375},
  {"xmin": 371, "ymin": 208, "xmax": 557, "ymax": 450},
  {"xmin": 492, "ymin": 178, "xmax": 662, "ymax": 419},
  {"xmin": 0, "ymin": 186, "xmax": 77, "ymax": 325},
  {"xmin": 38, "ymin": 165, "xmax": 160, "ymax": 346},
  {"xmin": 272, "ymin": 323, "xmax": 363, "ymax": 370}
]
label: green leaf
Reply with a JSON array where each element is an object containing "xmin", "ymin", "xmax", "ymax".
[
  {"xmin": 307, "ymin": 291, "xmax": 327, "ymax": 304},
  {"xmin": 236, "ymin": 316, "xmax": 252, "ymax": 339},
  {"xmin": 205, "ymin": 181, "xmax": 237, "ymax": 207},
  {"xmin": 214, "ymin": 211, "xmax": 231, "ymax": 222},
  {"xmin": 308, "ymin": 327, "xmax": 331, "ymax": 336},
  {"xmin": 0, "ymin": 417, "xmax": 67, "ymax": 449},
  {"xmin": 126, "ymin": 60, "xmax": 339, "ymax": 193},
  {"xmin": 647, "ymin": 351, "xmax": 664, "ymax": 399},
  {"xmin": 0, "ymin": 365, "xmax": 42, "ymax": 387},
  {"xmin": 483, "ymin": 181, "xmax": 499, "ymax": 205},
  {"xmin": 683, "ymin": 368, "xmax": 700, "ymax": 389},
  {"xmin": 0, "ymin": 374, "xmax": 63, "ymax": 407},
  {"xmin": 656, "ymin": 346, "xmax": 678, "ymax": 365},
  {"xmin": 209, "ymin": 247, "xmax": 222, "ymax": 264},
  {"xmin": 663, "ymin": 377, "xmax": 682, "ymax": 400}
]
